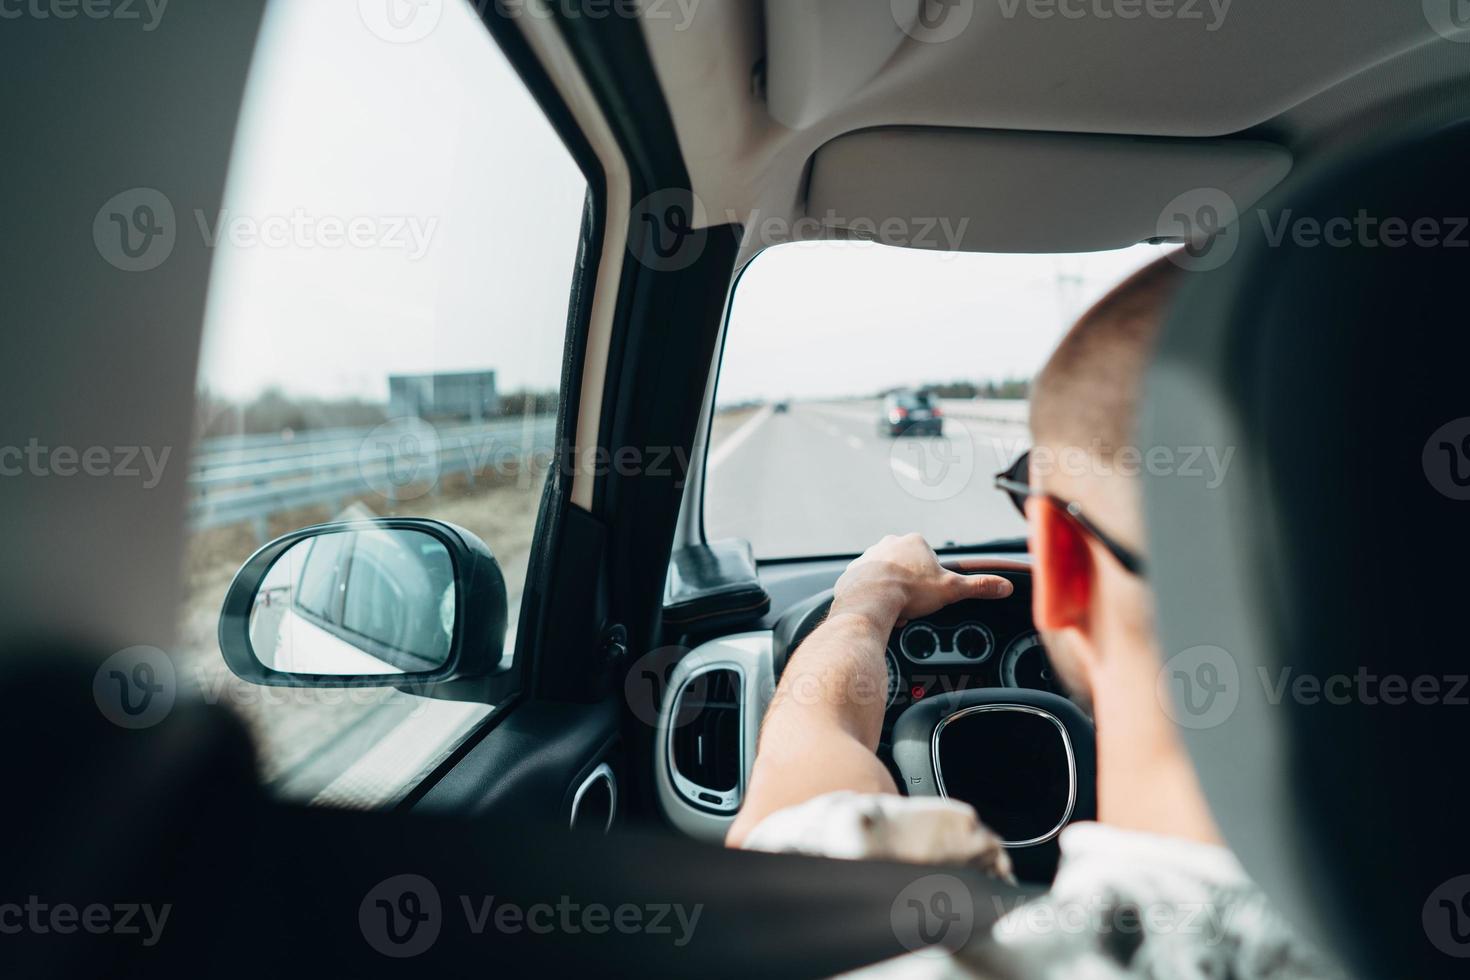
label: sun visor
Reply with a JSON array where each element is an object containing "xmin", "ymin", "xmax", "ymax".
[{"xmin": 806, "ymin": 127, "xmax": 1292, "ymax": 253}]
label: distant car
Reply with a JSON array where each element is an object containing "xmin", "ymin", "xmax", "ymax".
[
  {"xmin": 772, "ymin": 400, "xmax": 790, "ymax": 413},
  {"xmin": 880, "ymin": 391, "xmax": 943, "ymax": 437}
]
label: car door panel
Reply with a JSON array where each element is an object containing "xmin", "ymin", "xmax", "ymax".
[{"xmin": 412, "ymin": 698, "xmax": 622, "ymax": 831}]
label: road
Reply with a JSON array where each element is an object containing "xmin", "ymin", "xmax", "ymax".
[{"xmin": 705, "ymin": 400, "xmax": 1031, "ymax": 558}]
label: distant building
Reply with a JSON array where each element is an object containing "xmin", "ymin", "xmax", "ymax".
[{"xmin": 388, "ymin": 371, "xmax": 499, "ymax": 422}]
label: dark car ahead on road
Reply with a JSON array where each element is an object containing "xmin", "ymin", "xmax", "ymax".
[{"xmin": 880, "ymin": 390, "xmax": 943, "ymax": 437}]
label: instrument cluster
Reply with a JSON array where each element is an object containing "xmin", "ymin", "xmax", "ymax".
[{"xmin": 878, "ymin": 574, "xmax": 1069, "ymax": 715}]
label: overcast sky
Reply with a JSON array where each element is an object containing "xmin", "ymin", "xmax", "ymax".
[
  {"xmin": 198, "ymin": 0, "xmax": 1168, "ymax": 408},
  {"xmin": 716, "ymin": 240, "xmax": 1169, "ymax": 405},
  {"xmin": 198, "ymin": 0, "xmax": 587, "ymax": 403}
]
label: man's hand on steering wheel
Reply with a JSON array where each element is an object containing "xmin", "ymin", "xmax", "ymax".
[
  {"xmin": 832, "ymin": 533, "xmax": 1015, "ymax": 628},
  {"xmin": 729, "ymin": 534, "xmax": 1017, "ymax": 846}
]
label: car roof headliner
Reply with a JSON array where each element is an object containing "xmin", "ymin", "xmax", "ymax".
[{"xmin": 638, "ymin": 1, "xmax": 1470, "ymax": 260}]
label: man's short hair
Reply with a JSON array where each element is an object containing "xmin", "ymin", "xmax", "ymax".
[{"xmin": 1030, "ymin": 255, "xmax": 1183, "ymax": 461}]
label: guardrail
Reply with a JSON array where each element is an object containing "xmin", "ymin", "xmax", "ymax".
[
  {"xmin": 938, "ymin": 398, "xmax": 1030, "ymax": 425},
  {"xmin": 188, "ymin": 416, "xmax": 557, "ymax": 538}
]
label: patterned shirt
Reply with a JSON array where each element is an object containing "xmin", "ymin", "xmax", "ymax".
[{"xmin": 741, "ymin": 792, "xmax": 1342, "ymax": 979}]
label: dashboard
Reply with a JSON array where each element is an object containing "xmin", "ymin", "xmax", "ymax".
[
  {"xmin": 654, "ymin": 554, "xmax": 1094, "ymax": 885},
  {"xmin": 769, "ymin": 568, "xmax": 1073, "ymax": 790}
]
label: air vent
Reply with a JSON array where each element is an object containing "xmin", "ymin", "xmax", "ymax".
[{"xmin": 668, "ymin": 666, "xmax": 742, "ymax": 812}]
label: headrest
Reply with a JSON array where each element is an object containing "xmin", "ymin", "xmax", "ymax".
[{"xmin": 1141, "ymin": 117, "xmax": 1470, "ymax": 976}]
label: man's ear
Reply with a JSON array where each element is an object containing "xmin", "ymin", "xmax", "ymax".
[{"xmin": 1029, "ymin": 496, "xmax": 1095, "ymax": 633}]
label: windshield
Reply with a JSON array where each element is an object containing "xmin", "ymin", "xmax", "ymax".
[{"xmin": 704, "ymin": 240, "xmax": 1169, "ymax": 559}]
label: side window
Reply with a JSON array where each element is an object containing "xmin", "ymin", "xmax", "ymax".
[{"xmin": 179, "ymin": 0, "xmax": 588, "ymax": 806}]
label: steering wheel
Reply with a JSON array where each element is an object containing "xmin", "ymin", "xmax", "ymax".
[{"xmin": 893, "ymin": 686, "xmax": 1094, "ymax": 882}]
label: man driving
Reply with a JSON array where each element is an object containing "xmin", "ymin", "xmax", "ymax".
[{"xmin": 726, "ymin": 257, "xmax": 1337, "ymax": 978}]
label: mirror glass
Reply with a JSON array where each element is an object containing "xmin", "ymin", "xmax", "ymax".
[
  {"xmin": 935, "ymin": 707, "xmax": 1074, "ymax": 845},
  {"xmin": 249, "ymin": 528, "xmax": 455, "ymax": 676}
]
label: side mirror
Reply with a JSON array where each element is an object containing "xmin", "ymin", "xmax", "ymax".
[{"xmin": 218, "ymin": 519, "xmax": 507, "ymax": 689}]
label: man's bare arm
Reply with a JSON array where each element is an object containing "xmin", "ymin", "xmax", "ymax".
[{"xmin": 726, "ymin": 535, "xmax": 1013, "ymax": 846}]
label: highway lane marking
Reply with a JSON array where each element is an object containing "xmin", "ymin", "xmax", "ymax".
[
  {"xmin": 707, "ymin": 405, "xmax": 773, "ymax": 473},
  {"xmin": 889, "ymin": 457, "xmax": 923, "ymax": 481},
  {"xmin": 808, "ymin": 402, "xmax": 877, "ymax": 423}
]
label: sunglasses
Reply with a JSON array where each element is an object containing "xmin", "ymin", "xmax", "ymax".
[{"xmin": 994, "ymin": 451, "xmax": 1147, "ymax": 577}]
